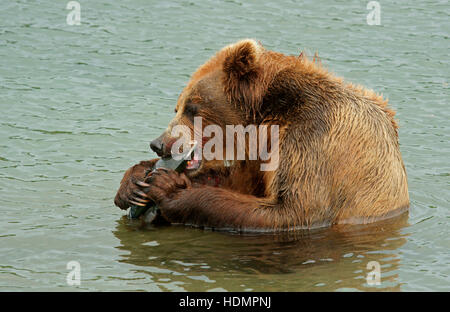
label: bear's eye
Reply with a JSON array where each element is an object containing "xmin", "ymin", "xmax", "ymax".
[
  {"xmin": 174, "ymin": 108, "xmax": 178, "ymax": 114},
  {"xmin": 184, "ymin": 104, "xmax": 198, "ymax": 117}
]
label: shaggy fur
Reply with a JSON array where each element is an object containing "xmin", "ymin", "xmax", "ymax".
[{"xmin": 114, "ymin": 39, "xmax": 409, "ymax": 231}]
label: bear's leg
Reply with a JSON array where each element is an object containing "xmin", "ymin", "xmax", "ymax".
[
  {"xmin": 161, "ymin": 186, "xmax": 278, "ymax": 230},
  {"xmin": 137, "ymin": 168, "xmax": 285, "ymax": 231}
]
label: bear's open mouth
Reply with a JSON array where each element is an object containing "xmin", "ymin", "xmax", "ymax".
[
  {"xmin": 185, "ymin": 158, "xmax": 201, "ymax": 171},
  {"xmin": 183, "ymin": 140, "xmax": 202, "ymax": 174}
]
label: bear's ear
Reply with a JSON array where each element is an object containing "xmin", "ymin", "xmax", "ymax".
[
  {"xmin": 222, "ymin": 39, "xmax": 265, "ymax": 120},
  {"xmin": 223, "ymin": 39, "xmax": 261, "ymax": 81}
]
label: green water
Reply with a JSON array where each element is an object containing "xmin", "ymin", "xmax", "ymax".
[{"xmin": 0, "ymin": 0, "xmax": 449, "ymax": 291}]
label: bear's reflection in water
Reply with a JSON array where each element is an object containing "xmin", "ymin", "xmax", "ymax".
[{"xmin": 112, "ymin": 213, "xmax": 409, "ymax": 291}]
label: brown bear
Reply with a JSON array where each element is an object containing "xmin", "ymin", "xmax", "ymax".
[{"xmin": 114, "ymin": 39, "xmax": 409, "ymax": 231}]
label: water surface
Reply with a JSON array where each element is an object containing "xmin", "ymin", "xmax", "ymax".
[{"xmin": 0, "ymin": 0, "xmax": 449, "ymax": 291}]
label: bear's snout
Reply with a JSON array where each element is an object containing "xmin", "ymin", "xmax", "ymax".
[
  {"xmin": 150, "ymin": 134, "xmax": 177, "ymax": 159},
  {"xmin": 150, "ymin": 137, "xmax": 165, "ymax": 157}
]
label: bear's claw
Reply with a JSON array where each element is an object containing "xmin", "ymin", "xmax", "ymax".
[
  {"xmin": 129, "ymin": 200, "xmax": 147, "ymax": 207},
  {"xmin": 135, "ymin": 180, "xmax": 150, "ymax": 188}
]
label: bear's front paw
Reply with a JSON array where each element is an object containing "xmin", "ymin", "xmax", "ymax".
[
  {"xmin": 136, "ymin": 168, "xmax": 191, "ymax": 205},
  {"xmin": 114, "ymin": 159, "xmax": 158, "ymax": 210}
]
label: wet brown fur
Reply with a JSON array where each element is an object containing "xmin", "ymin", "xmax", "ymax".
[{"xmin": 115, "ymin": 39, "xmax": 409, "ymax": 231}]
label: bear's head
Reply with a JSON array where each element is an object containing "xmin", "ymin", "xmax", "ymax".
[{"xmin": 149, "ymin": 39, "xmax": 295, "ymax": 176}]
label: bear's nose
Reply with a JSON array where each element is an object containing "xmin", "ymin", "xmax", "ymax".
[{"xmin": 150, "ymin": 138, "xmax": 164, "ymax": 157}]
